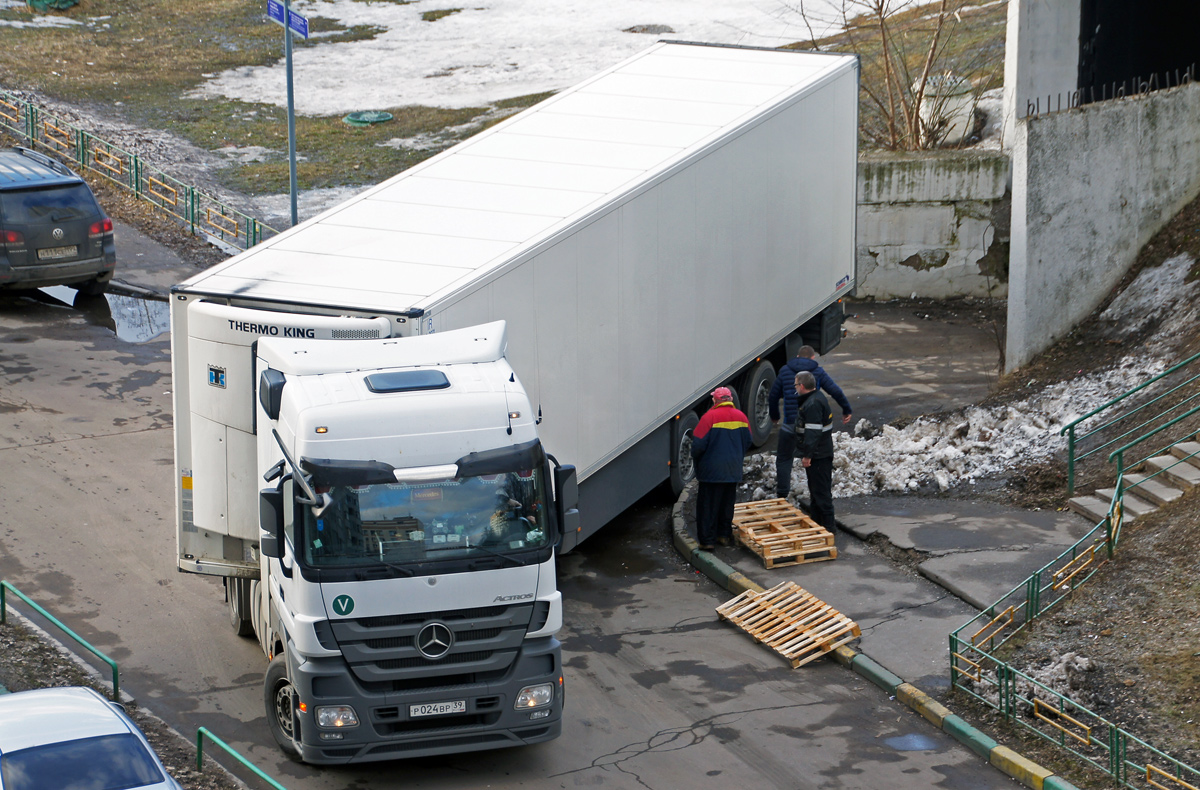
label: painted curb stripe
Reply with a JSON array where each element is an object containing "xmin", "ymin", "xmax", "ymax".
[
  {"xmin": 1043, "ymin": 775, "xmax": 1082, "ymax": 790},
  {"xmin": 941, "ymin": 714, "xmax": 999, "ymax": 760},
  {"xmin": 991, "ymin": 745, "xmax": 1052, "ymax": 789},
  {"xmin": 896, "ymin": 682, "xmax": 952, "ymax": 727},
  {"xmin": 849, "ymin": 654, "xmax": 903, "ymax": 693}
]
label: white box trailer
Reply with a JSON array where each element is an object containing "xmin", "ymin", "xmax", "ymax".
[{"xmin": 173, "ymin": 41, "xmax": 858, "ymax": 561}]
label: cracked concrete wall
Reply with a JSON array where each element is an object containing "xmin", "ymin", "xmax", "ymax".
[
  {"xmin": 1006, "ymin": 81, "xmax": 1200, "ymax": 372},
  {"xmin": 856, "ymin": 150, "xmax": 1011, "ymax": 299}
]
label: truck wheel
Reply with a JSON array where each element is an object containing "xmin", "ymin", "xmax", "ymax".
[
  {"xmin": 669, "ymin": 411, "xmax": 700, "ymax": 495},
  {"xmin": 226, "ymin": 577, "xmax": 255, "ymax": 637},
  {"xmin": 740, "ymin": 360, "xmax": 777, "ymax": 447},
  {"xmin": 264, "ymin": 655, "xmax": 302, "ymax": 760}
]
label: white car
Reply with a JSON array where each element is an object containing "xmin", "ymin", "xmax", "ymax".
[{"xmin": 0, "ymin": 686, "xmax": 182, "ymax": 790}]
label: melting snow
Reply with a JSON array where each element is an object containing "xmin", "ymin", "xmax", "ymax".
[{"xmin": 742, "ymin": 257, "xmax": 1196, "ymax": 501}]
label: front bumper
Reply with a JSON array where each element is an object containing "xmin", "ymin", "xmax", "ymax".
[{"xmin": 288, "ymin": 636, "xmax": 563, "ymax": 764}]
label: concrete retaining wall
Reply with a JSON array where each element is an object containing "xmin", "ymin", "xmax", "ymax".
[
  {"xmin": 856, "ymin": 150, "xmax": 1011, "ymax": 299},
  {"xmin": 1006, "ymin": 81, "xmax": 1200, "ymax": 371}
]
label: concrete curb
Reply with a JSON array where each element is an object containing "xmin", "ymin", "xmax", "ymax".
[{"xmin": 670, "ymin": 485, "xmax": 1081, "ymax": 790}]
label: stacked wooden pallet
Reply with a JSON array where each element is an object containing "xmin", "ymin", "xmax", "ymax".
[
  {"xmin": 732, "ymin": 498, "xmax": 836, "ymax": 569},
  {"xmin": 717, "ymin": 581, "xmax": 860, "ymax": 668}
]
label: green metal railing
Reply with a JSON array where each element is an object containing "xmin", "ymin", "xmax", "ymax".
[
  {"xmin": 949, "ymin": 494, "xmax": 1200, "ymax": 789},
  {"xmin": 0, "ymin": 90, "xmax": 277, "ymax": 252},
  {"xmin": 196, "ymin": 728, "xmax": 288, "ymax": 790},
  {"xmin": 1109, "ymin": 403, "xmax": 1200, "ymax": 500},
  {"xmin": 1061, "ymin": 350, "xmax": 1200, "ymax": 495},
  {"xmin": 0, "ymin": 580, "xmax": 120, "ymax": 700}
]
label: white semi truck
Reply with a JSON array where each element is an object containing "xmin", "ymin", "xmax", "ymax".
[{"xmin": 171, "ymin": 41, "xmax": 858, "ymax": 763}]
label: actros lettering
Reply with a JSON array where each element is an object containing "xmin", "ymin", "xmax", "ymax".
[{"xmin": 227, "ymin": 320, "xmax": 315, "ymax": 338}]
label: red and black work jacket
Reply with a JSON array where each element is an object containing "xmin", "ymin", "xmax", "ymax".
[{"xmin": 691, "ymin": 403, "xmax": 753, "ymax": 483}]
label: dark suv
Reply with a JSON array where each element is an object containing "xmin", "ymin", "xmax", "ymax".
[{"xmin": 0, "ymin": 146, "xmax": 116, "ymax": 295}]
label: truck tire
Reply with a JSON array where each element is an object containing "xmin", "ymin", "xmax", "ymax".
[
  {"xmin": 669, "ymin": 411, "xmax": 700, "ymax": 496},
  {"xmin": 226, "ymin": 577, "xmax": 255, "ymax": 637},
  {"xmin": 265, "ymin": 655, "xmax": 302, "ymax": 760},
  {"xmin": 740, "ymin": 360, "xmax": 777, "ymax": 447}
]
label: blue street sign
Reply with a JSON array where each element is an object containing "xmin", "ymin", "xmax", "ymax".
[
  {"xmin": 266, "ymin": 0, "xmax": 309, "ymax": 39},
  {"xmin": 288, "ymin": 11, "xmax": 308, "ymax": 39}
]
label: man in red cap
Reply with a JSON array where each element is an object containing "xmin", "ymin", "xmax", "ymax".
[{"xmin": 690, "ymin": 387, "xmax": 753, "ymax": 550}]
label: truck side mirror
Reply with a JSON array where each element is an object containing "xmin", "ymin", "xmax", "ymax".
[
  {"xmin": 259, "ymin": 369, "xmax": 286, "ymax": 421},
  {"xmin": 259, "ymin": 487, "xmax": 283, "ymax": 559},
  {"xmin": 553, "ymin": 464, "xmax": 580, "ymax": 547}
]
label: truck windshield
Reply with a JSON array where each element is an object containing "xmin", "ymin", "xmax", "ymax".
[{"xmin": 299, "ymin": 468, "xmax": 551, "ymax": 570}]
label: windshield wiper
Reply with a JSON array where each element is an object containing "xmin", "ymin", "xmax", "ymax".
[{"xmin": 381, "ymin": 561, "xmax": 414, "ymax": 577}]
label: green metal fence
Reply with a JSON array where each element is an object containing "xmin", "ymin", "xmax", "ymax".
[
  {"xmin": 0, "ymin": 580, "xmax": 120, "ymax": 701},
  {"xmin": 1061, "ymin": 350, "xmax": 1200, "ymax": 495},
  {"xmin": 949, "ymin": 482, "xmax": 1199, "ymax": 787},
  {"xmin": 0, "ymin": 90, "xmax": 277, "ymax": 252},
  {"xmin": 196, "ymin": 728, "xmax": 288, "ymax": 790}
]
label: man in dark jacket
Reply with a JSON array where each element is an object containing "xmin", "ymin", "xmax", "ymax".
[
  {"xmin": 690, "ymin": 387, "xmax": 753, "ymax": 550},
  {"xmin": 795, "ymin": 371, "xmax": 836, "ymax": 530},
  {"xmin": 768, "ymin": 345, "xmax": 852, "ymax": 498}
]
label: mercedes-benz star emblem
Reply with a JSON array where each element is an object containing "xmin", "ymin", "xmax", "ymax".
[
  {"xmin": 416, "ymin": 622, "xmax": 453, "ymax": 660},
  {"xmin": 52, "ymin": 228, "xmax": 64, "ymax": 240}
]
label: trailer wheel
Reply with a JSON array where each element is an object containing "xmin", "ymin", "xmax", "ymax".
[
  {"xmin": 226, "ymin": 577, "xmax": 255, "ymax": 637},
  {"xmin": 740, "ymin": 360, "xmax": 777, "ymax": 447},
  {"xmin": 265, "ymin": 655, "xmax": 302, "ymax": 760},
  {"xmin": 669, "ymin": 411, "xmax": 700, "ymax": 495}
]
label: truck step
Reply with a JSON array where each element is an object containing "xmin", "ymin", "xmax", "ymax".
[
  {"xmin": 1168, "ymin": 441, "xmax": 1200, "ymax": 468},
  {"xmin": 1143, "ymin": 455, "xmax": 1200, "ymax": 489},
  {"xmin": 1096, "ymin": 489, "xmax": 1157, "ymax": 518},
  {"xmin": 1068, "ymin": 495, "xmax": 1114, "ymax": 524},
  {"xmin": 1122, "ymin": 474, "xmax": 1184, "ymax": 507}
]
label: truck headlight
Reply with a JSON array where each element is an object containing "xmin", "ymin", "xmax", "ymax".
[
  {"xmin": 514, "ymin": 683, "xmax": 554, "ymax": 709},
  {"xmin": 315, "ymin": 705, "xmax": 360, "ymax": 728}
]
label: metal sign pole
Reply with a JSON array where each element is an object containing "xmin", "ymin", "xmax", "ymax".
[{"xmin": 283, "ymin": 0, "xmax": 299, "ymax": 227}]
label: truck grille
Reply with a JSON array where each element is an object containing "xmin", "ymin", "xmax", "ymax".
[{"xmin": 330, "ymin": 603, "xmax": 533, "ymax": 686}]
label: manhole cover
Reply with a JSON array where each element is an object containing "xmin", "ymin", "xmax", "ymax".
[{"xmin": 343, "ymin": 111, "xmax": 394, "ymax": 127}]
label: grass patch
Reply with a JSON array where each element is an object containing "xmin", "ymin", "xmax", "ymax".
[
  {"xmin": 421, "ymin": 8, "xmax": 462, "ymax": 22},
  {"xmin": 0, "ymin": 0, "xmax": 559, "ymax": 195}
]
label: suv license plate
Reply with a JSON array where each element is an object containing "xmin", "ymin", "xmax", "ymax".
[
  {"xmin": 37, "ymin": 245, "xmax": 78, "ymax": 260},
  {"xmin": 410, "ymin": 700, "xmax": 466, "ymax": 718}
]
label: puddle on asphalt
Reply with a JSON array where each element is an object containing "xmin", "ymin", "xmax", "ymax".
[
  {"xmin": 883, "ymin": 733, "xmax": 942, "ymax": 751},
  {"xmin": 41, "ymin": 286, "xmax": 170, "ymax": 344}
]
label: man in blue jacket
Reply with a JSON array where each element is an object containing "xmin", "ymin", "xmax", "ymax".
[
  {"xmin": 768, "ymin": 345, "xmax": 852, "ymax": 499},
  {"xmin": 691, "ymin": 387, "xmax": 753, "ymax": 550}
]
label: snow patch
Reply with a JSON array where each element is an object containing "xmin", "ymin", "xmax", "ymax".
[{"xmin": 1100, "ymin": 253, "xmax": 1198, "ymax": 338}]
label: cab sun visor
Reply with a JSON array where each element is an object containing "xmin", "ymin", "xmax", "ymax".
[
  {"xmin": 455, "ymin": 439, "xmax": 545, "ymax": 477},
  {"xmin": 300, "ymin": 457, "xmax": 399, "ymax": 486}
]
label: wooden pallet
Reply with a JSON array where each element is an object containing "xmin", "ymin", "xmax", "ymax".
[
  {"xmin": 732, "ymin": 499, "xmax": 837, "ymax": 568},
  {"xmin": 716, "ymin": 581, "xmax": 861, "ymax": 668}
]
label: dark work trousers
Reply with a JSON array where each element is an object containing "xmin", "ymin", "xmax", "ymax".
[
  {"xmin": 775, "ymin": 424, "xmax": 796, "ymax": 497},
  {"xmin": 804, "ymin": 455, "xmax": 835, "ymax": 530},
  {"xmin": 696, "ymin": 481, "xmax": 737, "ymax": 546}
]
